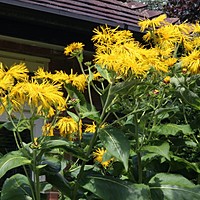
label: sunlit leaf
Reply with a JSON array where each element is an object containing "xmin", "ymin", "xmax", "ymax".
[
  {"xmin": 80, "ymin": 170, "xmax": 151, "ymax": 200},
  {"xmin": 149, "ymin": 173, "xmax": 200, "ymax": 200},
  {"xmin": 142, "ymin": 142, "xmax": 170, "ymax": 161},
  {"xmin": 0, "ymin": 150, "xmax": 31, "ymax": 179},
  {"xmin": 151, "ymin": 124, "xmax": 193, "ymax": 136},
  {"xmin": 1, "ymin": 174, "xmax": 32, "ymax": 200},
  {"xmin": 99, "ymin": 127, "xmax": 130, "ymax": 171}
]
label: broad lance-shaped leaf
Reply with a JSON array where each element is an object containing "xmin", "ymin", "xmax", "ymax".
[
  {"xmin": 149, "ymin": 173, "xmax": 200, "ymax": 200},
  {"xmin": 99, "ymin": 127, "xmax": 130, "ymax": 171},
  {"xmin": 1, "ymin": 174, "xmax": 33, "ymax": 200},
  {"xmin": 151, "ymin": 124, "xmax": 193, "ymax": 136},
  {"xmin": 46, "ymin": 173, "xmax": 72, "ymax": 198},
  {"xmin": 0, "ymin": 150, "xmax": 31, "ymax": 179},
  {"xmin": 171, "ymin": 155, "xmax": 200, "ymax": 173},
  {"xmin": 41, "ymin": 139, "xmax": 88, "ymax": 161},
  {"xmin": 142, "ymin": 142, "xmax": 170, "ymax": 161},
  {"xmin": 80, "ymin": 170, "xmax": 151, "ymax": 200}
]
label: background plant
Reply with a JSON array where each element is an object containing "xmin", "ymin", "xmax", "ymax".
[{"xmin": 0, "ymin": 14, "xmax": 200, "ymax": 200}]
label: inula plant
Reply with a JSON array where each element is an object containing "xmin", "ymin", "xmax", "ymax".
[{"xmin": 0, "ymin": 14, "xmax": 200, "ymax": 200}]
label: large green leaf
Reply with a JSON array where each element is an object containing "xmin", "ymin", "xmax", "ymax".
[
  {"xmin": 179, "ymin": 87, "xmax": 200, "ymax": 110},
  {"xmin": 40, "ymin": 155, "xmax": 61, "ymax": 174},
  {"xmin": 80, "ymin": 170, "xmax": 151, "ymax": 200},
  {"xmin": 149, "ymin": 173, "xmax": 200, "ymax": 200},
  {"xmin": 79, "ymin": 103, "xmax": 100, "ymax": 123},
  {"xmin": 1, "ymin": 174, "xmax": 33, "ymax": 200},
  {"xmin": 142, "ymin": 142, "xmax": 170, "ymax": 161},
  {"xmin": 99, "ymin": 127, "xmax": 130, "ymax": 171},
  {"xmin": 151, "ymin": 124, "xmax": 193, "ymax": 136},
  {"xmin": 171, "ymin": 155, "xmax": 200, "ymax": 173},
  {"xmin": 46, "ymin": 173, "xmax": 72, "ymax": 198},
  {"xmin": 0, "ymin": 150, "xmax": 31, "ymax": 179},
  {"xmin": 41, "ymin": 139, "xmax": 88, "ymax": 161}
]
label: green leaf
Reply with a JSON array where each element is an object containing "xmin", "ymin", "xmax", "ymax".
[
  {"xmin": 0, "ymin": 150, "xmax": 31, "ymax": 179},
  {"xmin": 79, "ymin": 104, "xmax": 100, "ymax": 122},
  {"xmin": 142, "ymin": 142, "xmax": 170, "ymax": 161},
  {"xmin": 67, "ymin": 111, "xmax": 79, "ymax": 122},
  {"xmin": 110, "ymin": 79, "xmax": 137, "ymax": 96},
  {"xmin": 1, "ymin": 174, "xmax": 33, "ymax": 200},
  {"xmin": 149, "ymin": 173, "xmax": 200, "ymax": 200},
  {"xmin": 40, "ymin": 155, "xmax": 61, "ymax": 174},
  {"xmin": 2, "ymin": 119, "xmax": 30, "ymax": 132},
  {"xmin": 179, "ymin": 87, "xmax": 200, "ymax": 110},
  {"xmin": 151, "ymin": 124, "xmax": 193, "ymax": 136},
  {"xmin": 41, "ymin": 139, "xmax": 88, "ymax": 161},
  {"xmin": 95, "ymin": 64, "xmax": 112, "ymax": 83},
  {"xmin": 65, "ymin": 83, "xmax": 86, "ymax": 106},
  {"xmin": 80, "ymin": 170, "xmax": 151, "ymax": 200},
  {"xmin": 99, "ymin": 127, "xmax": 130, "ymax": 171},
  {"xmin": 46, "ymin": 173, "xmax": 72, "ymax": 198},
  {"xmin": 171, "ymin": 155, "xmax": 200, "ymax": 173}
]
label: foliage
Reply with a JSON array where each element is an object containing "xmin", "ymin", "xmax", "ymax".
[
  {"xmin": 135, "ymin": 0, "xmax": 168, "ymax": 11},
  {"xmin": 0, "ymin": 14, "xmax": 200, "ymax": 200},
  {"xmin": 163, "ymin": 0, "xmax": 200, "ymax": 23}
]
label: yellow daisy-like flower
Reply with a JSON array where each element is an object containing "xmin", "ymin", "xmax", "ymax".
[
  {"xmin": 34, "ymin": 68, "xmax": 52, "ymax": 80},
  {"xmin": 163, "ymin": 76, "xmax": 171, "ymax": 84},
  {"xmin": 51, "ymin": 70, "xmax": 70, "ymax": 83},
  {"xmin": 42, "ymin": 123, "xmax": 54, "ymax": 136},
  {"xmin": 181, "ymin": 50, "xmax": 200, "ymax": 74},
  {"xmin": 85, "ymin": 121, "xmax": 96, "ymax": 133},
  {"xmin": 70, "ymin": 74, "xmax": 87, "ymax": 92},
  {"xmin": 138, "ymin": 14, "xmax": 167, "ymax": 32},
  {"xmin": 64, "ymin": 42, "xmax": 84, "ymax": 56},
  {"xmin": 6, "ymin": 63, "xmax": 29, "ymax": 81},
  {"xmin": 192, "ymin": 22, "xmax": 200, "ymax": 33},
  {"xmin": 9, "ymin": 80, "xmax": 66, "ymax": 116},
  {"xmin": 56, "ymin": 116, "xmax": 79, "ymax": 137},
  {"xmin": 0, "ymin": 76, "xmax": 14, "ymax": 96},
  {"xmin": 93, "ymin": 148, "xmax": 113, "ymax": 168},
  {"xmin": 164, "ymin": 57, "xmax": 178, "ymax": 67}
]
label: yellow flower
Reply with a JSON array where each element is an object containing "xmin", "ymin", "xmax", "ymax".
[
  {"xmin": 56, "ymin": 116, "xmax": 79, "ymax": 137},
  {"xmin": 0, "ymin": 76, "xmax": 14, "ymax": 96},
  {"xmin": 163, "ymin": 76, "xmax": 171, "ymax": 84},
  {"xmin": 138, "ymin": 14, "xmax": 167, "ymax": 32},
  {"xmin": 93, "ymin": 148, "xmax": 113, "ymax": 167},
  {"xmin": 51, "ymin": 70, "xmax": 70, "ymax": 83},
  {"xmin": 9, "ymin": 80, "xmax": 66, "ymax": 116},
  {"xmin": 85, "ymin": 121, "xmax": 96, "ymax": 133},
  {"xmin": 193, "ymin": 22, "xmax": 200, "ymax": 33},
  {"xmin": 181, "ymin": 50, "xmax": 200, "ymax": 74},
  {"xmin": 71, "ymin": 74, "xmax": 87, "ymax": 92},
  {"xmin": 93, "ymin": 72, "xmax": 101, "ymax": 80},
  {"xmin": 164, "ymin": 57, "xmax": 178, "ymax": 67},
  {"xmin": 42, "ymin": 123, "xmax": 54, "ymax": 136},
  {"xmin": 64, "ymin": 42, "xmax": 84, "ymax": 56},
  {"xmin": 35, "ymin": 68, "xmax": 52, "ymax": 80},
  {"xmin": 6, "ymin": 63, "xmax": 29, "ymax": 81}
]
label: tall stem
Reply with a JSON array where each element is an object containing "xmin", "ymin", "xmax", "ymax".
[
  {"xmin": 72, "ymin": 84, "xmax": 112, "ymax": 199},
  {"xmin": 72, "ymin": 129, "xmax": 99, "ymax": 200},
  {"xmin": 134, "ymin": 114, "xmax": 143, "ymax": 183},
  {"xmin": 33, "ymin": 149, "xmax": 40, "ymax": 200}
]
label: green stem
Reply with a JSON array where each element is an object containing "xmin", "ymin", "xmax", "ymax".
[
  {"xmin": 88, "ymin": 82, "xmax": 93, "ymax": 106},
  {"xmin": 72, "ymin": 82, "xmax": 113, "ymax": 199},
  {"xmin": 137, "ymin": 152, "xmax": 142, "ymax": 183},
  {"xmin": 134, "ymin": 114, "xmax": 143, "ymax": 183},
  {"xmin": 33, "ymin": 150, "xmax": 40, "ymax": 200},
  {"xmin": 72, "ymin": 129, "xmax": 99, "ymax": 200},
  {"xmin": 100, "ymin": 84, "xmax": 112, "ymax": 122}
]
